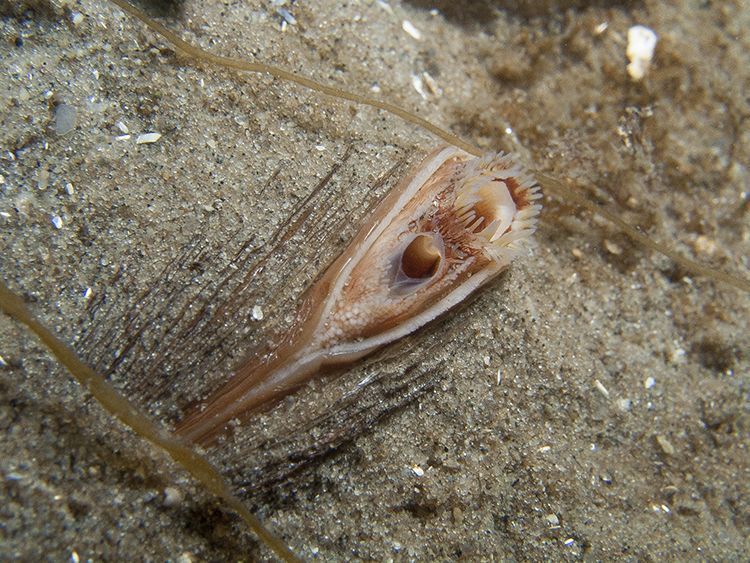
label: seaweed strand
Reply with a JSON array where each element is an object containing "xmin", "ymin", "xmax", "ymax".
[{"xmin": 0, "ymin": 281, "xmax": 301, "ymax": 563}]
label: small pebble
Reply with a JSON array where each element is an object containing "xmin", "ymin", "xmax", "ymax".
[
  {"xmin": 644, "ymin": 376, "xmax": 656, "ymax": 389},
  {"xmin": 604, "ymin": 239, "xmax": 623, "ymax": 255},
  {"xmin": 452, "ymin": 506, "xmax": 463, "ymax": 525},
  {"xmin": 251, "ymin": 305, "xmax": 264, "ymax": 321},
  {"xmin": 51, "ymin": 215, "xmax": 63, "ymax": 229},
  {"xmin": 163, "ymin": 486, "xmax": 183, "ymax": 507},
  {"xmin": 54, "ymin": 104, "xmax": 77, "ymax": 136},
  {"xmin": 656, "ymin": 434, "xmax": 675, "ymax": 455}
]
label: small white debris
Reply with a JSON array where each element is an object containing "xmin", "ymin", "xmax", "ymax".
[
  {"xmin": 136, "ymin": 132, "xmax": 162, "ymax": 144},
  {"xmin": 644, "ymin": 376, "xmax": 656, "ymax": 389},
  {"xmin": 483, "ymin": 355, "xmax": 491, "ymax": 367},
  {"xmin": 594, "ymin": 379, "xmax": 610, "ymax": 399},
  {"xmin": 656, "ymin": 434, "xmax": 675, "ymax": 455},
  {"xmin": 376, "ymin": 0, "xmax": 393, "ymax": 15},
  {"xmin": 54, "ymin": 104, "xmax": 77, "ymax": 136},
  {"xmin": 315, "ymin": 144, "xmax": 326, "ymax": 151},
  {"xmin": 370, "ymin": 82, "xmax": 382, "ymax": 94},
  {"xmin": 563, "ymin": 538, "xmax": 575, "ymax": 547},
  {"xmin": 693, "ymin": 235, "xmax": 717, "ymax": 256},
  {"xmin": 71, "ymin": 12, "xmax": 84, "ymax": 25},
  {"xmin": 276, "ymin": 7, "xmax": 296, "ymax": 26},
  {"xmin": 604, "ymin": 239, "xmax": 623, "ymax": 255},
  {"xmin": 411, "ymin": 73, "xmax": 428, "ymax": 100},
  {"xmin": 116, "ymin": 134, "xmax": 131, "ymax": 141},
  {"xmin": 538, "ymin": 445, "xmax": 551, "ymax": 453},
  {"xmin": 176, "ymin": 552, "xmax": 195, "ymax": 563},
  {"xmin": 0, "ymin": 175, "xmax": 4, "ymax": 184},
  {"xmin": 651, "ymin": 504, "xmax": 662, "ymax": 513},
  {"xmin": 65, "ymin": 182, "xmax": 75, "ymax": 195},
  {"xmin": 251, "ymin": 305, "xmax": 264, "ymax": 321},
  {"xmin": 594, "ymin": 22, "xmax": 609, "ymax": 35},
  {"xmin": 163, "ymin": 486, "xmax": 183, "ymax": 507},
  {"xmin": 661, "ymin": 504, "xmax": 670, "ymax": 513},
  {"xmin": 545, "ymin": 513, "xmax": 560, "ymax": 527},
  {"xmin": 411, "ymin": 465, "xmax": 425, "ymax": 477},
  {"xmin": 70, "ymin": 551, "xmax": 80, "ymax": 563},
  {"xmin": 421, "ymin": 71, "xmax": 442, "ymax": 97},
  {"xmin": 496, "ymin": 367, "xmax": 502, "ymax": 385},
  {"xmin": 626, "ymin": 25, "xmax": 658, "ymax": 81},
  {"xmin": 51, "ymin": 214, "xmax": 63, "ymax": 229},
  {"xmin": 116, "ymin": 121, "xmax": 129, "ymax": 134},
  {"xmin": 402, "ymin": 20, "xmax": 423, "ymax": 40},
  {"xmin": 83, "ymin": 287, "xmax": 93, "ymax": 299},
  {"xmin": 0, "ymin": 355, "xmax": 7, "ymax": 367},
  {"xmin": 669, "ymin": 347, "xmax": 686, "ymax": 364},
  {"xmin": 617, "ymin": 398, "xmax": 632, "ymax": 412}
]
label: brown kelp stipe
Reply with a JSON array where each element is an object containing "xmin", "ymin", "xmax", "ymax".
[
  {"xmin": 0, "ymin": 281, "xmax": 301, "ymax": 563},
  {"xmin": 107, "ymin": 0, "xmax": 750, "ymax": 294}
]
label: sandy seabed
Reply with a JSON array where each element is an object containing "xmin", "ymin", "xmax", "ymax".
[{"xmin": 1, "ymin": 0, "xmax": 749, "ymax": 560}]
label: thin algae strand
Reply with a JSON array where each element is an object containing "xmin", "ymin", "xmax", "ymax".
[{"xmin": 0, "ymin": 281, "xmax": 302, "ymax": 563}]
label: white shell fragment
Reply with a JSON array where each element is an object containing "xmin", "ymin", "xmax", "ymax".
[
  {"xmin": 251, "ymin": 305, "xmax": 264, "ymax": 321},
  {"xmin": 594, "ymin": 379, "xmax": 610, "ymax": 399},
  {"xmin": 626, "ymin": 25, "xmax": 658, "ymax": 81},
  {"xmin": 402, "ymin": 20, "xmax": 422, "ymax": 40},
  {"xmin": 136, "ymin": 132, "xmax": 162, "ymax": 144}
]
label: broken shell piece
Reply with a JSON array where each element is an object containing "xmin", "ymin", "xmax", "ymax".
[
  {"xmin": 626, "ymin": 25, "xmax": 658, "ymax": 81},
  {"xmin": 136, "ymin": 132, "xmax": 162, "ymax": 144},
  {"xmin": 176, "ymin": 146, "xmax": 542, "ymax": 444}
]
